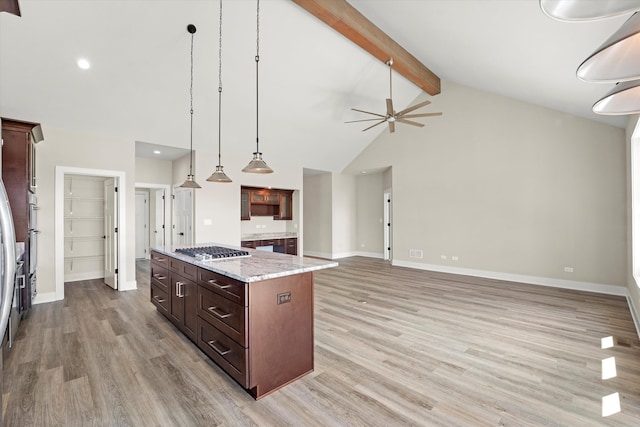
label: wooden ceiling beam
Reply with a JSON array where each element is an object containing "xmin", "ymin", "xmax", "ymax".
[{"xmin": 291, "ymin": 0, "xmax": 440, "ymax": 96}]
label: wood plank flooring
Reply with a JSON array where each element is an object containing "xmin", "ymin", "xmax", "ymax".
[{"xmin": 3, "ymin": 256, "xmax": 640, "ymax": 426}]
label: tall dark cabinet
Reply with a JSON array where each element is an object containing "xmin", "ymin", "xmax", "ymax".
[{"xmin": 1, "ymin": 118, "xmax": 40, "ymax": 315}]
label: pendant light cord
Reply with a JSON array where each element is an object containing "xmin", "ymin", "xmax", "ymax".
[
  {"xmin": 218, "ymin": 0, "xmax": 223, "ymax": 167},
  {"xmin": 189, "ymin": 28, "xmax": 195, "ymax": 175},
  {"xmin": 255, "ymin": 0, "xmax": 260, "ymax": 154}
]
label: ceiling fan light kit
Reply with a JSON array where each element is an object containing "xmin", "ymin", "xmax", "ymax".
[
  {"xmin": 540, "ymin": 1, "xmax": 640, "ymax": 115},
  {"xmin": 345, "ymin": 58, "xmax": 441, "ymax": 133},
  {"xmin": 207, "ymin": 0, "xmax": 233, "ymax": 183},
  {"xmin": 180, "ymin": 24, "xmax": 202, "ymax": 189},
  {"xmin": 243, "ymin": 0, "xmax": 273, "ymax": 174}
]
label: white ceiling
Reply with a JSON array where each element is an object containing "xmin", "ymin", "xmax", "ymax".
[{"xmin": 0, "ymin": 0, "xmax": 632, "ymax": 173}]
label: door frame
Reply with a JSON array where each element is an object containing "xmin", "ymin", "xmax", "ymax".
[
  {"xmin": 135, "ymin": 190, "xmax": 150, "ymax": 259},
  {"xmin": 55, "ymin": 166, "xmax": 127, "ymax": 300},
  {"xmin": 136, "ymin": 182, "xmax": 171, "ymax": 247}
]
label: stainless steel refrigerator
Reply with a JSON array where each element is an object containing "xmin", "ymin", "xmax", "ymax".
[{"xmin": 0, "ymin": 120, "xmax": 18, "ymax": 420}]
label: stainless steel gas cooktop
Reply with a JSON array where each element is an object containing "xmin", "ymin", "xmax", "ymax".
[{"xmin": 174, "ymin": 246, "xmax": 251, "ymax": 261}]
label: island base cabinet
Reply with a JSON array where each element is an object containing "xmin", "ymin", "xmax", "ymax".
[{"xmin": 247, "ymin": 272, "xmax": 314, "ymax": 399}]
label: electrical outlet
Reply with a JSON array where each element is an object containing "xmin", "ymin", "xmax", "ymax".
[
  {"xmin": 452, "ymin": 256, "xmax": 459, "ymax": 261},
  {"xmin": 409, "ymin": 249, "xmax": 423, "ymax": 259},
  {"xmin": 441, "ymin": 255, "xmax": 447, "ymax": 260},
  {"xmin": 564, "ymin": 267, "xmax": 574, "ymax": 273}
]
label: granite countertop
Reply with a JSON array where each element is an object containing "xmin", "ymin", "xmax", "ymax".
[
  {"xmin": 240, "ymin": 232, "xmax": 298, "ymax": 241},
  {"xmin": 151, "ymin": 243, "xmax": 337, "ymax": 283}
]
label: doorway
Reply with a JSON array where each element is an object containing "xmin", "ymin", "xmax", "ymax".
[
  {"xmin": 55, "ymin": 167, "xmax": 127, "ymax": 300},
  {"xmin": 135, "ymin": 191, "xmax": 149, "ymax": 259},
  {"xmin": 173, "ymin": 186, "xmax": 193, "ymax": 246},
  {"xmin": 384, "ymin": 189, "xmax": 392, "ymax": 261}
]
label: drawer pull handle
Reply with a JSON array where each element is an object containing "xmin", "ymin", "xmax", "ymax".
[
  {"xmin": 153, "ymin": 295, "xmax": 166, "ymax": 304},
  {"xmin": 153, "ymin": 274, "xmax": 166, "ymax": 280},
  {"xmin": 207, "ymin": 340, "xmax": 231, "ymax": 356},
  {"xmin": 154, "ymin": 257, "xmax": 166, "ymax": 262},
  {"xmin": 176, "ymin": 281, "xmax": 185, "ymax": 298},
  {"xmin": 207, "ymin": 306, "xmax": 232, "ymax": 319},
  {"xmin": 207, "ymin": 279, "xmax": 231, "ymax": 290}
]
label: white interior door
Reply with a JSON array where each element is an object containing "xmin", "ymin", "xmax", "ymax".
[
  {"xmin": 104, "ymin": 178, "xmax": 118, "ymax": 289},
  {"xmin": 172, "ymin": 187, "xmax": 193, "ymax": 246},
  {"xmin": 135, "ymin": 191, "xmax": 149, "ymax": 259},
  {"xmin": 155, "ymin": 189, "xmax": 165, "ymax": 247},
  {"xmin": 384, "ymin": 190, "xmax": 392, "ymax": 261}
]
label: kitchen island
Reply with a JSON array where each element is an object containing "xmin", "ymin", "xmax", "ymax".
[{"xmin": 149, "ymin": 244, "xmax": 337, "ymax": 399}]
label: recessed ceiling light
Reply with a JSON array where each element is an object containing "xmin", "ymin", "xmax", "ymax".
[
  {"xmin": 153, "ymin": 150, "xmax": 161, "ymax": 155},
  {"xmin": 77, "ymin": 58, "xmax": 91, "ymax": 70}
]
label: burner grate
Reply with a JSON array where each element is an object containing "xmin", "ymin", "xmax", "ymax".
[{"xmin": 175, "ymin": 246, "xmax": 250, "ymax": 261}]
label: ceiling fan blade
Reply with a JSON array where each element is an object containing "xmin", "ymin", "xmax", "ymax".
[
  {"xmin": 396, "ymin": 118, "xmax": 425, "ymax": 128},
  {"xmin": 388, "ymin": 121, "xmax": 395, "ymax": 133},
  {"xmin": 0, "ymin": 0, "xmax": 21, "ymax": 16},
  {"xmin": 351, "ymin": 108, "xmax": 386, "ymax": 118},
  {"xmin": 400, "ymin": 112, "xmax": 443, "ymax": 119},
  {"xmin": 386, "ymin": 98, "xmax": 394, "ymax": 116},
  {"xmin": 397, "ymin": 100, "xmax": 431, "ymax": 116},
  {"xmin": 345, "ymin": 118, "xmax": 388, "ymax": 123},
  {"xmin": 362, "ymin": 120, "xmax": 386, "ymax": 132}
]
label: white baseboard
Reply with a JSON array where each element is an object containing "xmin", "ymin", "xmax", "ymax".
[
  {"xmin": 355, "ymin": 251, "xmax": 384, "ymax": 259},
  {"xmin": 33, "ymin": 291, "xmax": 58, "ymax": 305},
  {"xmin": 303, "ymin": 250, "xmax": 333, "ymax": 260},
  {"xmin": 332, "ymin": 251, "xmax": 358, "ymax": 259},
  {"xmin": 626, "ymin": 293, "xmax": 640, "ymax": 340},
  {"xmin": 392, "ymin": 259, "xmax": 627, "ymax": 297},
  {"xmin": 119, "ymin": 279, "xmax": 137, "ymax": 291}
]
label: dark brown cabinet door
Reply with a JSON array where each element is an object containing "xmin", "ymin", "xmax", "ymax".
[
  {"xmin": 241, "ymin": 190, "xmax": 250, "ymax": 220},
  {"xmin": 183, "ymin": 280, "xmax": 197, "ymax": 341},
  {"xmin": 276, "ymin": 191, "xmax": 293, "ymax": 220}
]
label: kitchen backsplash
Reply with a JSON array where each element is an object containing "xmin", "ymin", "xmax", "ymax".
[{"xmin": 241, "ymin": 216, "xmax": 288, "ymax": 235}]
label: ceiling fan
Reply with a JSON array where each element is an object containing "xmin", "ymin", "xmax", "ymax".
[{"xmin": 346, "ymin": 59, "xmax": 441, "ymax": 133}]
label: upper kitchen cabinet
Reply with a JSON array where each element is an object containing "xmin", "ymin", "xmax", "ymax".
[
  {"xmin": 240, "ymin": 187, "xmax": 293, "ymax": 221},
  {"xmin": 1, "ymin": 118, "xmax": 42, "ymax": 241}
]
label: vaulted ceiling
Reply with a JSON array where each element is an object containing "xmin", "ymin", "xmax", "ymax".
[{"xmin": 0, "ymin": 0, "xmax": 631, "ymax": 172}]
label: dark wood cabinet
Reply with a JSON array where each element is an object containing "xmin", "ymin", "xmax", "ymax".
[
  {"xmin": 151, "ymin": 252, "xmax": 197, "ymax": 341},
  {"xmin": 286, "ymin": 238, "xmax": 298, "ymax": 255},
  {"xmin": 241, "ymin": 186, "xmax": 294, "ymax": 221},
  {"xmin": 150, "ymin": 250, "xmax": 314, "ymax": 399},
  {"xmin": 1, "ymin": 118, "xmax": 40, "ymax": 315},
  {"xmin": 240, "ymin": 189, "xmax": 250, "ymax": 220}
]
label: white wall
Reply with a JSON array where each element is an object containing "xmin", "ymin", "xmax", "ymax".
[
  {"xmin": 303, "ymin": 173, "xmax": 332, "ymax": 257},
  {"xmin": 345, "ymin": 80, "xmax": 627, "ymax": 290},
  {"xmin": 36, "ymin": 126, "xmax": 136, "ymax": 301},
  {"xmin": 331, "ymin": 173, "xmax": 357, "ymax": 258},
  {"xmin": 136, "ymin": 156, "xmax": 173, "ymax": 185}
]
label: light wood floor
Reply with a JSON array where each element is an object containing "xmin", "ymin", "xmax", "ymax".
[{"xmin": 3, "ymin": 257, "xmax": 640, "ymax": 426}]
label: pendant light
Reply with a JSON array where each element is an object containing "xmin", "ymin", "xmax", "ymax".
[
  {"xmin": 180, "ymin": 24, "xmax": 202, "ymax": 189},
  {"xmin": 207, "ymin": 0, "xmax": 232, "ymax": 183},
  {"xmin": 577, "ymin": 11, "xmax": 640, "ymax": 83},
  {"xmin": 593, "ymin": 80, "xmax": 640, "ymax": 115},
  {"xmin": 540, "ymin": 0, "xmax": 640, "ymax": 21},
  {"xmin": 242, "ymin": 0, "xmax": 273, "ymax": 174}
]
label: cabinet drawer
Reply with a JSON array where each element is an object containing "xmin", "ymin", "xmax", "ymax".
[
  {"xmin": 199, "ymin": 269, "xmax": 247, "ymax": 306},
  {"xmin": 150, "ymin": 283, "xmax": 169, "ymax": 315},
  {"xmin": 198, "ymin": 285, "xmax": 247, "ymax": 347},
  {"xmin": 260, "ymin": 238, "xmax": 284, "ymax": 247},
  {"xmin": 169, "ymin": 258, "xmax": 197, "ymax": 280},
  {"xmin": 150, "ymin": 265, "xmax": 169, "ymax": 292},
  {"xmin": 197, "ymin": 318, "xmax": 248, "ymax": 388},
  {"xmin": 150, "ymin": 251, "xmax": 169, "ymax": 268},
  {"xmin": 240, "ymin": 240, "xmax": 256, "ymax": 249}
]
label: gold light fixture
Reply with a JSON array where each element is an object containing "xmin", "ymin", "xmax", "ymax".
[
  {"xmin": 180, "ymin": 24, "xmax": 201, "ymax": 189},
  {"xmin": 207, "ymin": 0, "xmax": 232, "ymax": 183},
  {"xmin": 242, "ymin": 0, "xmax": 273, "ymax": 174}
]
